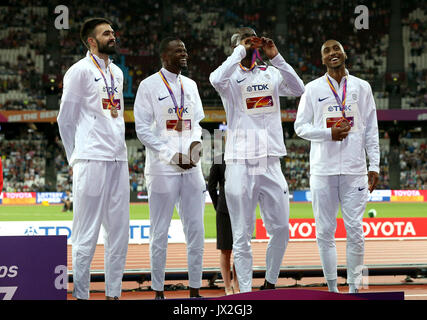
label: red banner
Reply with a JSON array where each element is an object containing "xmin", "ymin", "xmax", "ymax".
[
  {"xmin": 390, "ymin": 190, "xmax": 427, "ymax": 202},
  {"xmin": 2, "ymin": 192, "xmax": 37, "ymax": 205},
  {"xmin": 256, "ymin": 218, "xmax": 427, "ymax": 240}
]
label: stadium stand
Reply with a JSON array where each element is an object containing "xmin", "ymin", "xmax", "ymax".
[
  {"xmin": 0, "ymin": 131, "xmax": 48, "ymax": 192},
  {"xmin": 283, "ymin": 0, "xmax": 391, "ymax": 109},
  {"xmin": 282, "ymin": 140, "xmax": 310, "ymax": 191},
  {"xmin": 401, "ymin": 2, "xmax": 427, "ymax": 108},
  {"xmin": 398, "ymin": 138, "xmax": 427, "ymax": 189},
  {"xmin": 55, "ymin": 148, "xmax": 72, "ymax": 192},
  {"xmin": 127, "ymin": 139, "xmax": 147, "ymax": 192},
  {"xmin": 0, "ymin": 5, "xmax": 48, "ymax": 110}
]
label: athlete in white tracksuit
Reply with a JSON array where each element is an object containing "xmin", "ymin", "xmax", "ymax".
[
  {"xmin": 57, "ymin": 19, "xmax": 129, "ymax": 300},
  {"xmin": 210, "ymin": 28, "xmax": 305, "ymax": 293},
  {"xmin": 294, "ymin": 40, "xmax": 380, "ymax": 293},
  {"xmin": 134, "ymin": 37, "xmax": 205, "ymax": 299}
]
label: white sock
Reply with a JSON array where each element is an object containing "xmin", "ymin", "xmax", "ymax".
[{"xmin": 327, "ymin": 279, "xmax": 339, "ymax": 293}]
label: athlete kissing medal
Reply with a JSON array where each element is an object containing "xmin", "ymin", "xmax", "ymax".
[
  {"xmin": 250, "ymin": 36, "xmax": 263, "ymax": 49},
  {"xmin": 239, "ymin": 37, "xmax": 267, "ymax": 72},
  {"xmin": 159, "ymin": 70, "xmax": 185, "ymax": 131},
  {"xmin": 326, "ymin": 75, "xmax": 350, "ymax": 128},
  {"xmin": 90, "ymin": 53, "xmax": 119, "ymax": 118}
]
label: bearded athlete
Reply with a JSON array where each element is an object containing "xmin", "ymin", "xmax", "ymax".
[{"xmin": 57, "ymin": 17, "xmax": 129, "ymax": 300}]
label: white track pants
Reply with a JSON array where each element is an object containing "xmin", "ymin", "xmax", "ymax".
[
  {"xmin": 225, "ymin": 157, "xmax": 290, "ymax": 293},
  {"xmin": 146, "ymin": 170, "xmax": 205, "ymax": 291},
  {"xmin": 71, "ymin": 160, "xmax": 130, "ymax": 299},
  {"xmin": 310, "ymin": 175, "xmax": 369, "ymax": 285}
]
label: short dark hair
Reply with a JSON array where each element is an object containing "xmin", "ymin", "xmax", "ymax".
[
  {"xmin": 80, "ymin": 17, "xmax": 113, "ymax": 49},
  {"xmin": 158, "ymin": 36, "xmax": 181, "ymax": 56}
]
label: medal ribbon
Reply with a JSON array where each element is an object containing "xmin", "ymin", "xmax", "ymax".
[
  {"xmin": 90, "ymin": 53, "xmax": 118, "ymax": 110},
  {"xmin": 239, "ymin": 49, "xmax": 267, "ymax": 72},
  {"xmin": 158, "ymin": 70, "xmax": 185, "ymax": 120},
  {"xmin": 326, "ymin": 75, "xmax": 348, "ymax": 119}
]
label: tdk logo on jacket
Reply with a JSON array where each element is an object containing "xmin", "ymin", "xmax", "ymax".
[
  {"xmin": 327, "ymin": 105, "xmax": 352, "ymax": 112},
  {"xmin": 168, "ymin": 106, "xmax": 189, "ymax": 114},
  {"xmin": 246, "ymin": 84, "xmax": 269, "ymax": 92},
  {"xmin": 103, "ymin": 86, "xmax": 119, "ymax": 94}
]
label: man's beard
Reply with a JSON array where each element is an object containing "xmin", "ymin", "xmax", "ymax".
[{"xmin": 96, "ymin": 39, "xmax": 117, "ymax": 55}]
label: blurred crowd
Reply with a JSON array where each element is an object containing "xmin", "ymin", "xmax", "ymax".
[
  {"xmin": 2, "ymin": 1, "xmax": 426, "ymax": 110},
  {"xmin": 282, "ymin": 143, "xmax": 310, "ymax": 191},
  {"xmin": 0, "ymin": 3, "xmax": 48, "ymax": 110},
  {"xmin": 400, "ymin": 1, "xmax": 427, "ymax": 107},
  {"xmin": 398, "ymin": 140, "xmax": 427, "ymax": 189},
  {"xmin": 129, "ymin": 153, "xmax": 146, "ymax": 193},
  {"xmin": 403, "ymin": 1, "xmax": 427, "ymax": 58},
  {"xmin": 0, "ymin": 131, "xmax": 48, "ymax": 192},
  {"xmin": 2, "ymin": 130, "xmax": 426, "ymax": 193},
  {"xmin": 402, "ymin": 69, "xmax": 427, "ymax": 108},
  {"xmin": 285, "ymin": 0, "xmax": 390, "ymax": 80}
]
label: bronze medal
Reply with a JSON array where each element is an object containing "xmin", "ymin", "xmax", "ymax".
[
  {"xmin": 110, "ymin": 105, "xmax": 118, "ymax": 118},
  {"xmin": 337, "ymin": 118, "xmax": 350, "ymax": 129}
]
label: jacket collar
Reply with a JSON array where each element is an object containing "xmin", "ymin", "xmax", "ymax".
[
  {"xmin": 160, "ymin": 67, "xmax": 181, "ymax": 83},
  {"xmin": 86, "ymin": 51, "xmax": 112, "ymax": 70}
]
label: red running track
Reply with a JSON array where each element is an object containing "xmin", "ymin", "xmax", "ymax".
[
  {"xmin": 67, "ymin": 239, "xmax": 427, "ymax": 270},
  {"xmin": 66, "ymin": 239, "xmax": 427, "ymax": 300}
]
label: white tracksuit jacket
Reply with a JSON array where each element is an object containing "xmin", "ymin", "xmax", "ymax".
[
  {"xmin": 134, "ymin": 68, "xmax": 204, "ymax": 175},
  {"xmin": 294, "ymin": 71, "xmax": 380, "ymax": 175},
  {"xmin": 57, "ymin": 51, "xmax": 127, "ymax": 166},
  {"xmin": 209, "ymin": 45, "xmax": 305, "ymax": 162}
]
